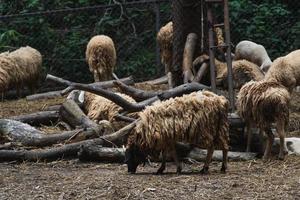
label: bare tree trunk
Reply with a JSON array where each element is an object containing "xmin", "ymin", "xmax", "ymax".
[
  {"xmin": 0, "ymin": 120, "xmax": 138, "ymax": 162},
  {"xmin": 183, "ymin": 33, "xmax": 198, "ymax": 83},
  {"xmin": 172, "ymin": 0, "xmax": 202, "ymax": 86},
  {"xmin": 0, "ymin": 119, "xmax": 98, "ymax": 147},
  {"xmin": 59, "ymin": 99, "xmax": 103, "ymax": 134},
  {"xmin": 9, "ymin": 111, "xmax": 59, "ymax": 126}
]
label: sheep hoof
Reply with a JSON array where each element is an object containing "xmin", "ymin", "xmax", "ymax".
[
  {"xmin": 200, "ymin": 167, "xmax": 209, "ymax": 175},
  {"xmin": 220, "ymin": 164, "xmax": 227, "ymax": 174},
  {"xmin": 176, "ymin": 167, "xmax": 182, "ymax": 175},
  {"xmin": 278, "ymin": 154, "xmax": 285, "ymax": 160},
  {"xmin": 155, "ymin": 169, "xmax": 165, "ymax": 175}
]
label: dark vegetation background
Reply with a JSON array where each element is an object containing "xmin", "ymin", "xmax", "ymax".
[{"xmin": 0, "ymin": 0, "xmax": 299, "ymax": 83}]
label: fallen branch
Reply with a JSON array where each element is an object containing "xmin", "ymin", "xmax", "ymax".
[
  {"xmin": 9, "ymin": 111, "xmax": 59, "ymax": 126},
  {"xmin": 26, "ymin": 90, "xmax": 64, "ymax": 101},
  {"xmin": 193, "ymin": 63, "xmax": 209, "ymax": 83},
  {"xmin": 0, "ymin": 120, "xmax": 138, "ymax": 162},
  {"xmin": 26, "ymin": 76, "xmax": 134, "ymax": 101},
  {"xmin": 0, "ymin": 119, "xmax": 99, "ymax": 147},
  {"xmin": 144, "ymin": 75, "xmax": 168, "ymax": 85},
  {"xmin": 78, "ymin": 145, "xmax": 258, "ymax": 163},
  {"xmin": 46, "ymin": 74, "xmax": 209, "ymax": 112},
  {"xmin": 114, "ymin": 80, "xmax": 159, "ymax": 101},
  {"xmin": 59, "ymin": 99, "xmax": 102, "ymax": 133}
]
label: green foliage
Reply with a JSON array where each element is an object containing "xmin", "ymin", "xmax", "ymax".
[
  {"xmin": 0, "ymin": 0, "xmax": 298, "ymax": 82},
  {"xmin": 229, "ymin": 0, "xmax": 299, "ymax": 58}
]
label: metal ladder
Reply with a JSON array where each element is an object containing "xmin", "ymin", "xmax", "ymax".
[{"xmin": 205, "ymin": 0, "xmax": 235, "ymax": 112}]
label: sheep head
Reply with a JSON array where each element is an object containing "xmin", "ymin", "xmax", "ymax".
[{"xmin": 124, "ymin": 144, "xmax": 147, "ymax": 174}]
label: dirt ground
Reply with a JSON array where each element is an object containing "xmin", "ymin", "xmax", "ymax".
[{"xmin": 0, "ymin": 91, "xmax": 300, "ymax": 199}]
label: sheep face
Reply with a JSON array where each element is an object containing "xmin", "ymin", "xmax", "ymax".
[{"xmin": 125, "ymin": 145, "xmax": 147, "ymax": 174}]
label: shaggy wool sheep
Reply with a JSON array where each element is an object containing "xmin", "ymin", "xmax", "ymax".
[
  {"xmin": 193, "ymin": 54, "xmax": 264, "ymax": 89},
  {"xmin": 8, "ymin": 46, "xmax": 42, "ymax": 93},
  {"xmin": 0, "ymin": 54, "xmax": 24, "ymax": 95},
  {"xmin": 234, "ymin": 40, "xmax": 272, "ymax": 72},
  {"xmin": 86, "ymin": 35, "xmax": 116, "ymax": 82},
  {"xmin": 157, "ymin": 22, "xmax": 173, "ymax": 88},
  {"xmin": 83, "ymin": 91, "xmax": 136, "ymax": 126},
  {"xmin": 264, "ymin": 49, "xmax": 300, "ymax": 92},
  {"xmin": 125, "ymin": 91, "xmax": 229, "ymax": 174},
  {"xmin": 237, "ymin": 81, "xmax": 290, "ymax": 160}
]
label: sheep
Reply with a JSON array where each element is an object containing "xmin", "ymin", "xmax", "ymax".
[
  {"xmin": 82, "ymin": 91, "xmax": 137, "ymax": 129},
  {"xmin": 193, "ymin": 54, "xmax": 264, "ymax": 89},
  {"xmin": 125, "ymin": 91, "xmax": 229, "ymax": 174},
  {"xmin": 234, "ymin": 40, "xmax": 273, "ymax": 73},
  {"xmin": 7, "ymin": 46, "xmax": 42, "ymax": 94},
  {"xmin": 85, "ymin": 35, "xmax": 117, "ymax": 82},
  {"xmin": 157, "ymin": 22, "xmax": 173, "ymax": 88},
  {"xmin": 264, "ymin": 49, "xmax": 300, "ymax": 93},
  {"xmin": 237, "ymin": 80, "xmax": 290, "ymax": 160},
  {"xmin": 0, "ymin": 54, "xmax": 25, "ymax": 96}
]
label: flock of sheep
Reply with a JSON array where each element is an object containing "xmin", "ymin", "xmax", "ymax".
[
  {"xmin": 82, "ymin": 22, "xmax": 300, "ymax": 174},
  {"xmin": 1, "ymin": 20, "xmax": 299, "ymax": 175}
]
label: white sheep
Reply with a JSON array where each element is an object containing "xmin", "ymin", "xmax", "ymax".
[{"xmin": 234, "ymin": 40, "xmax": 272, "ymax": 73}]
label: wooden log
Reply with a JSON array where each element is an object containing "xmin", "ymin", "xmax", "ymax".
[
  {"xmin": 78, "ymin": 145, "xmax": 258, "ymax": 163},
  {"xmin": 47, "ymin": 74, "xmax": 209, "ymax": 112},
  {"xmin": 59, "ymin": 99, "xmax": 102, "ymax": 133},
  {"xmin": 4, "ymin": 86, "xmax": 65, "ymax": 100},
  {"xmin": 0, "ymin": 120, "xmax": 137, "ymax": 162},
  {"xmin": 144, "ymin": 75, "xmax": 168, "ymax": 85},
  {"xmin": 193, "ymin": 63, "xmax": 209, "ymax": 83},
  {"xmin": 26, "ymin": 76, "xmax": 134, "ymax": 101},
  {"xmin": 9, "ymin": 111, "xmax": 59, "ymax": 126},
  {"xmin": 43, "ymin": 104, "xmax": 62, "ymax": 111},
  {"xmin": 183, "ymin": 33, "xmax": 198, "ymax": 83},
  {"xmin": 0, "ymin": 119, "xmax": 99, "ymax": 147},
  {"xmin": 113, "ymin": 80, "xmax": 159, "ymax": 102},
  {"xmin": 79, "ymin": 146, "xmax": 125, "ymax": 162},
  {"xmin": 26, "ymin": 90, "xmax": 63, "ymax": 101}
]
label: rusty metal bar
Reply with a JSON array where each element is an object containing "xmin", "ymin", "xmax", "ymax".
[
  {"xmin": 206, "ymin": 4, "xmax": 217, "ymax": 93},
  {"xmin": 223, "ymin": 0, "xmax": 235, "ymax": 111}
]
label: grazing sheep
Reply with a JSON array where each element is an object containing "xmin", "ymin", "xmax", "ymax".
[
  {"xmin": 234, "ymin": 40, "xmax": 272, "ymax": 73},
  {"xmin": 237, "ymin": 81, "xmax": 290, "ymax": 160},
  {"xmin": 0, "ymin": 46, "xmax": 41, "ymax": 97},
  {"xmin": 264, "ymin": 49, "xmax": 300, "ymax": 92},
  {"xmin": 125, "ymin": 91, "xmax": 229, "ymax": 174},
  {"xmin": 8, "ymin": 46, "xmax": 42, "ymax": 94},
  {"xmin": 157, "ymin": 22, "xmax": 173, "ymax": 88},
  {"xmin": 83, "ymin": 91, "xmax": 136, "ymax": 126},
  {"xmin": 85, "ymin": 35, "xmax": 117, "ymax": 82},
  {"xmin": 193, "ymin": 54, "xmax": 264, "ymax": 89}
]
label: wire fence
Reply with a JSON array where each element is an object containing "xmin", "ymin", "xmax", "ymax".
[
  {"xmin": 0, "ymin": 0, "xmax": 171, "ymax": 83},
  {"xmin": 0, "ymin": 0, "xmax": 299, "ymax": 83}
]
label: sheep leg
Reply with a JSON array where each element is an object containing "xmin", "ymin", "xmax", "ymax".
[
  {"xmin": 276, "ymin": 120, "xmax": 287, "ymax": 160},
  {"xmin": 156, "ymin": 151, "xmax": 167, "ymax": 175},
  {"xmin": 263, "ymin": 128, "xmax": 274, "ymax": 161},
  {"xmin": 201, "ymin": 145, "xmax": 214, "ymax": 174},
  {"xmin": 245, "ymin": 123, "xmax": 252, "ymax": 152},
  {"xmin": 170, "ymin": 147, "xmax": 182, "ymax": 174},
  {"xmin": 221, "ymin": 148, "xmax": 228, "ymax": 173}
]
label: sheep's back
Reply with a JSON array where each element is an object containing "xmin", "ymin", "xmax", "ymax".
[
  {"xmin": 85, "ymin": 35, "xmax": 116, "ymax": 79},
  {"xmin": 134, "ymin": 91, "xmax": 229, "ymax": 151},
  {"xmin": 237, "ymin": 81, "xmax": 290, "ymax": 128}
]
